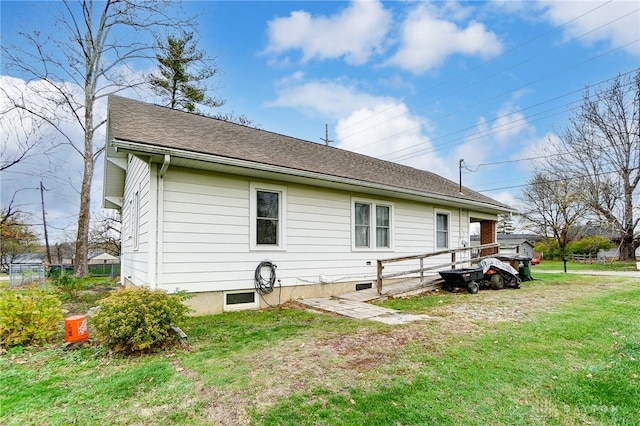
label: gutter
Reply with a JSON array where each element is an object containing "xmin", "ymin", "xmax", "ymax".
[{"xmin": 110, "ymin": 138, "xmax": 515, "ymax": 214}]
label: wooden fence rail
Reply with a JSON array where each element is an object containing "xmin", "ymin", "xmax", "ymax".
[{"xmin": 376, "ymin": 243, "xmax": 500, "ymax": 294}]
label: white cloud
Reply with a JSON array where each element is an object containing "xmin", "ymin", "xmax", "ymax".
[
  {"xmin": 541, "ymin": 0, "xmax": 640, "ymax": 54},
  {"xmin": 267, "ymin": 72, "xmax": 450, "ymax": 176},
  {"xmin": 387, "ymin": 3, "xmax": 503, "ymax": 73},
  {"xmin": 267, "ymin": 74, "xmax": 394, "ymax": 119},
  {"xmin": 264, "ymin": 0, "xmax": 392, "ymax": 65},
  {"xmin": 0, "ymin": 71, "xmax": 151, "ymax": 243},
  {"xmin": 336, "ymin": 103, "xmax": 449, "ymax": 177},
  {"xmin": 487, "ymin": 190, "xmax": 517, "ymax": 208},
  {"xmin": 453, "ymin": 101, "xmax": 536, "ymax": 171}
]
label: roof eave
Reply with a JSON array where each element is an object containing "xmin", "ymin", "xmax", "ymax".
[{"xmin": 110, "ymin": 138, "xmax": 514, "ymax": 215}]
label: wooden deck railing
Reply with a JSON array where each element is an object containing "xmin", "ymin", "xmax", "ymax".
[{"xmin": 376, "ymin": 243, "xmax": 500, "ymax": 294}]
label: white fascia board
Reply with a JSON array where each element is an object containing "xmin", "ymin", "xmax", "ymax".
[
  {"xmin": 110, "ymin": 138, "xmax": 513, "ymax": 214},
  {"xmin": 107, "ymin": 156, "xmax": 128, "ymax": 171}
]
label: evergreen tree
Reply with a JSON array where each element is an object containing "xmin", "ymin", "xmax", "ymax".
[{"xmin": 149, "ymin": 32, "xmax": 224, "ymax": 113}]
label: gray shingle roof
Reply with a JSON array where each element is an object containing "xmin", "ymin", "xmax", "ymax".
[{"xmin": 108, "ymin": 95, "xmax": 511, "ymax": 211}]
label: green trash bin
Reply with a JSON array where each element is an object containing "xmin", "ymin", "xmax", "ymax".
[{"xmin": 518, "ymin": 257, "xmax": 532, "ymax": 281}]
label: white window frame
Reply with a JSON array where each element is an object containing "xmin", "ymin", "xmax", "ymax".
[
  {"xmin": 132, "ymin": 188, "xmax": 140, "ymax": 251},
  {"xmin": 351, "ymin": 198, "xmax": 393, "ymax": 251},
  {"xmin": 223, "ymin": 290, "xmax": 259, "ymax": 311},
  {"xmin": 435, "ymin": 210, "xmax": 451, "ymax": 250},
  {"xmin": 250, "ymin": 182, "xmax": 287, "ymax": 251}
]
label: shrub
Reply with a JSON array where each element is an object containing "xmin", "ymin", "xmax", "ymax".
[
  {"xmin": 92, "ymin": 287, "xmax": 191, "ymax": 354},
  {"xmin": 534, "ymin": 238, "xmax": 562, "ymax": 259},
  {"xmin": 50, "ymin": 274, "xmax": 90, "ymax": 300},
  {"xmin": 567, "ymin": 235, "xmax": 613, "ymax": 255},
  {"xmin": 0, "ymin": 289, "xmax": 64, "ymax": 347}
]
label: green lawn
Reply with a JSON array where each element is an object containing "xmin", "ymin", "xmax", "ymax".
[
  {"xmin": 532, "ymin": 259, "xmax": 638, "ymax": 272},
  {"xmin": 1, "ymin": 276, "xmax": 638, "ymax": 425}
]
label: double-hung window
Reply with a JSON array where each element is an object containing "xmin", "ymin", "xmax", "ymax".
[
  {"xmin": 256, "ymin": 190, "xmax": 279, "ymax": 245},
  {"xmin": 128, "ymin": 189, "xmax": 140, "ymax": 251},
  {"xmin": 250, "ymin": 183, "xmax": 287, "ymax": 250},
  {"xmin": 353, "ymin": 199, "xmax": 392, "ymax": 250},
  {"xmin": 436, "ymin": 212, "xmax": 449, "ymax": 249}
]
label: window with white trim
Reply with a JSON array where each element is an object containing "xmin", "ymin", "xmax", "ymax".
[
  {"xmin": 250, "ymin": 183, "xmax": 287, "ymax": 250},
  {"xmin": 224, "ymin": 291, "xmax": 259, "ymax": 311},
  {"xmin": 132, "ymin": 190, "xmax": 140, "ymax": 250},
  {"xmin": 436, "ymin": 212, "xmax": 449, "ymax": 249},
  {"xmin": 352, "ymin": 199, "xmax": 392, "ymax": 250}
]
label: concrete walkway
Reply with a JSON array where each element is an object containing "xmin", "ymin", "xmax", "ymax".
[
  {"xmin": 297, "ymin": 268, "xmax": 640, "ymax": 324},
  {"xmin": 297, "ymin": 277, "xmax": 439, "ymax": 325}
]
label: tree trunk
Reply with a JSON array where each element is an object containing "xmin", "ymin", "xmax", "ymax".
[
  {"xmin": 74, "ymin": 55, "xmax": 96, "ymax": 276},
  {"xmin": 618, "ymin": 238, "xmax": 636, "ymax": 261},
  {"xmin": 74, "ymin": 129, "xmax": 94, "ymax": 277}
]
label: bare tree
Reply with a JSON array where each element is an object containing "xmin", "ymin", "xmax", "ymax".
[
  {"xmin": 519, "ymin": 173, "xmax": 587, "ymax": 257},
  {"xmin": 1, "ymin": 1, "xmax": 195, "ymax": 276},
  {"xmin": 89, "ymin": 210, "xmax": 121, "ymax": 257},
  {"xmin": 0, "ymin": 107, "xmax": 50, "ymax": 173},
  {"xmin": 555, "ymin": 71, "xmax": 640, "ymax": 260},
  {"xmin": 0, "ymin": 208, "xmax": 39, "ymax": 271}
]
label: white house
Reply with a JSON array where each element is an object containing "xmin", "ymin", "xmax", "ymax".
[
  {"xmin": 103, "ymin": 96, "xmax": 513, "ymax": 315},
  {"xmin": 88, "ymin": 252, "xmax": 120, "ymax": 265},
  {"xmin": 471, "ymin": 234, "xmax": 538, "ymax": 258}
]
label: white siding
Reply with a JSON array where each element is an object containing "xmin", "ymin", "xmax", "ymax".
[
  {"xmin": 154, "ymin": 167, "xmax": 480, "ymax": 293},
  {"xmin": 121, "ymin": 155, "xmax": 151, "ymax": 286}
]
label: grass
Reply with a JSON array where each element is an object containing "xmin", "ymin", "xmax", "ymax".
[
  {"xmin": 533, "ymin": 259, "xmax": 638, "ymax": 272},
  {"xmin": 1, "ymin": 275, "xmax": 638, "ymax": 425}
]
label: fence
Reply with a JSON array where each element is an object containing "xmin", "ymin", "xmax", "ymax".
[
  {"xmin": 88, "ymin": 262, "xmax": 120, "ymax": 278},
  {"xmin": 376, "ymin": 243, "xmax": 500, "ymax": 294},
  {"xmin": 569, "ymin": 253, "xmax": 606, "ymax": 264},
  {"xmin": 49, "ymin": 263, "xmax": 121, "ymax": 278},
  {"xmin": 9, "ymin": 263, "xmax": 46, "ymax": 288}
]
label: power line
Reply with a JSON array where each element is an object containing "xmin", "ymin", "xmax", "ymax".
[
  {"xmin": 337, "ymin": 0, "xmax": 619, "ymax": 137},
  {"xmin": 381, "ymin": 68, "xmax": 639, "ymax": 163},
  {"xmin": 338, "ymin": 5, "xmax": 639, "ymax": 149},
  {"xmin": 473, "ymin": 166, "xmax": 640, "ymax": 194}
]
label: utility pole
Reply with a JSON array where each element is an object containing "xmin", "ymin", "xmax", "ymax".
[
  {"xmin": 459, "ymin": 159, "xmax": 464, "ymax": 193},
  {"xmin": 320, "ymin": 123, "xmax": 334, "ymax": 146},
  {"xmin": 40, "ymin": 181, "xmax": 52, "ymax": 264}
]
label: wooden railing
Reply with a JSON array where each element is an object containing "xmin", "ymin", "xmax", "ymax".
[{"xmin": 375, "ymin": 243, "xmax": 500, "ymax": 294}]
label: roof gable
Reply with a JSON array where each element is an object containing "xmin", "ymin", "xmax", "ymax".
[{"xmin": 106, "ymin": 95, "xmax": 512, "ymax": 212}]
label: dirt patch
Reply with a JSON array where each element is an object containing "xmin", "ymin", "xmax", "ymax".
[{"xmin": 179, "ymin": 278, "xmax": 636, "ymax": 424}]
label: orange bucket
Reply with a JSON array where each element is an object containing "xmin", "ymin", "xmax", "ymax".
[{"xmin": 64, "ymin": 314, "xmax": 89, "ymax": 343}]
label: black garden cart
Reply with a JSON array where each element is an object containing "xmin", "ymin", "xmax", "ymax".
[{"xmin": 438, "ymin": 267, "xmax": 484, "ymax": 294}]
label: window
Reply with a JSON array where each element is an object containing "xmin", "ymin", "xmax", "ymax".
[
  {"xmin": 257, "ymin": 190, "xmax": 279, "ymax": 245},
  {"xmin": 250, "ymin": 183, "xmax": 287, "ymax": 250},
  {"xmin": 436, "ymin": 212, "xmax": 449, "ymax": 249},
  {"xmin": 354, "ymin": 202, "xmax": 370, "ymax": 247},
  {"xmin": 376, "ymin": 205, "xmax": 390, "ymax": 247},
  {"xmin": 224, "ymin": 291, "xmax": 259, "ymax": 311},
  {"xmin": 129, "ymin": 190, "xmax": 140, "ymax": 250},
  {"xmin": 352, "ymin": 199, "xmax": 392, "ymax": 250}
]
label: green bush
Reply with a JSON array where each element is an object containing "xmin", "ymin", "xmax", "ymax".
[
  {"xmin": 92, "ymin": 287, "xmax": 191, "ymax": 354},
  {"xmin": 50, "ymin": 274, "xmax": 90, "ymax": 300},
  {"xmin": 534, "ymin": 238, "xmax": 562, "ymax": 259},
  {"xmin": 0, "ymin": 289, "xmax": 64, "ymax": 347},
  {"xmin": 567, "ymin": 235, "xmax": 613, "ymax": 255}
]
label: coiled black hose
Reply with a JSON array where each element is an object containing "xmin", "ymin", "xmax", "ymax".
[{"xmin": 254, "ymin": 260, "xmax": 277, "ymax": 295}]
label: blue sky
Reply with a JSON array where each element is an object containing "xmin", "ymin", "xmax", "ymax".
[{"xmin": 1, "ymin": 1, "xmax": 639, "ymax": 243}]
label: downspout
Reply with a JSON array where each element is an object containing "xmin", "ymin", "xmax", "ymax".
[
  {"xmin": 160, "ymin": 154, "xmax": 171, "ymax": 178},
  {"xmin": 156, "ymin": 154, "xmax": 170, "ymax": 288},
  {"xmin": 459, "ymin": 208, "xmax": 469, "ymax": 266}
]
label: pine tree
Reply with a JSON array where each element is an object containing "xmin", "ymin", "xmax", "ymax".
[{"xmin": 149, "ymin": 32, "xmax": 224, "ymax": 113}]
